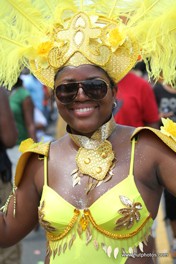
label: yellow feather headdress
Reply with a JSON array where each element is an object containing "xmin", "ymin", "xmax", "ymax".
[{"xmin": 0, "ymin": 0, "xmax": 176, "ymax": 89}]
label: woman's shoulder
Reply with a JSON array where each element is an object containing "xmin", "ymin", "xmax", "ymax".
[
  {"xmin": 49, "ymin": 134, "xmax": 73, "ymax": 157},
  {"xmin": 112, "ymin": 124, "xmax": 136, "ymax": 142},
  {"xmin": 112, "ymin": 121, "xmax": 176, "ymax": 158},
  {"xmin": 131, "ymin": 123, "xmax": 176, "ymax": 154},
  {"xmin": 14, "ymin": 139, "xmax": 51, "ymax": 187}
]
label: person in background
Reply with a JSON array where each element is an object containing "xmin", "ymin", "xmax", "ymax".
[
  {"xmin": 23, "ymin": 74, "xmax": 44, "ymax": 113},
  {"xmin": 6, "ymin": 77, "xmax": 37, "ymax": 180},
  {"xmin": 114, "ymin": 72, "xmax": 160, "ymax": 129},
  {"xmin": 34, "ymin": 107, "xmax": 54, "ymax": 143},
  {"xmin": 43, "ymin": 85, "xmax": 52, "ymax": 123},
  {"xmin": 132, "ymin": 61, "xmax": 150, "ymax": 82},
  {"xmin": 153, "ymin": 82, "xmax": 176, "ymax": 123},
  {"xmin": 153, "ymin": 81, "xmax": 176, "ymax": 258},
  {"xmin": 0, "ymin": 86, "xmax": 21, "ymax": 263}
]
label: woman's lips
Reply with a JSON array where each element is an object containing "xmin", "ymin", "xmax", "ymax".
[{"xmin": 71, "ymin": 106, "xmax": 98, "ymax": 116}]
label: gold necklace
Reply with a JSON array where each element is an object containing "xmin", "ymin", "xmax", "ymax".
[{"xmin": 67, "ymin": 116, "xmax": 118, "ymax": 194}]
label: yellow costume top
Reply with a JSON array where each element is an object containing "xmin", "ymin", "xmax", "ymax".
[{"xmin": 38, "ymin": 137, "xmax": 153, "ymax": 264}]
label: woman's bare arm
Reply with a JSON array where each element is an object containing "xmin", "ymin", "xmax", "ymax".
[
  {"xmin": 0, "ymin": 153, "xmax": 43, "ymax": 247},
  {"xmin": 139, "ymin": 130, "xmax": 176, "ymax": 197},
  {"xmin": 156, "ymin": 143, "xmax": 176, "ymax": 195}
]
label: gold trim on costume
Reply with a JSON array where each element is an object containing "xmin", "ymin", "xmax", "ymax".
[
  {"xmin": 43, "ymin": 205, "xmax": 151, "ymax": 241},
  {"xmin": 45, "ymin": 208, "xmax": 80, "ymax": 241},
  {"xmin": 68, "ymin": 115, "xmax": 116, "ymax": 149},
  {"xmin": 83, "ymin": 209, "xmax": 152, "ymax": 240}
]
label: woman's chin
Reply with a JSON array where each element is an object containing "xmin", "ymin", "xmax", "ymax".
[
  {"xmin": 68, "ymin": 114, "xmax": 112, "ymax": 137},
  {"xmin": 69, "ymin": 123, "xmax": 99, "ymax": 137}
]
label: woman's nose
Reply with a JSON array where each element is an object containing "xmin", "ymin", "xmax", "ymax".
[{"xmin": 75, "ymin": 84, "xmax": 88, "ymax": 100}]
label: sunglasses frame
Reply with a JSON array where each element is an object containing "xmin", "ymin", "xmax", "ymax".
[{"xmin": 55, "ymin": 79, "xmax": 110, "ymax": 104}]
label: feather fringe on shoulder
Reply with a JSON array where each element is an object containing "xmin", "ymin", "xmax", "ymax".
[{"xmin": 0, "ymin": 0, "xmax": 176, "ymax": 89}]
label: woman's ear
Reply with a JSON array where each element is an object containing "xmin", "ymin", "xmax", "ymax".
[{"xmin": 112, "ymin": 83, "xmax": 118, "ymax": 100}]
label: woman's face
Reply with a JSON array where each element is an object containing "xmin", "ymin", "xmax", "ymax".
[{"xmin": 55, "ymin": 65, "xmax": 117, "ymax": 137}]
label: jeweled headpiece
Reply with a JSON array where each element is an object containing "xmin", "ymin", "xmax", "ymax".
[{"xmin": 0, "ymin": 0, "xmax": 176, "ymax": 89}]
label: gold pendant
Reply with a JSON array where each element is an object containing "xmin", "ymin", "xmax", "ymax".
[
  {"xmin": 76, "ymin": 140, "xmax": 115, "ymax": 181},
  {"xmin": 69, "ymin": 116, "xmax": 117, "ymax": 193}
]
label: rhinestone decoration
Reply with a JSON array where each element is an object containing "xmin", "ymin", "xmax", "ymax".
[
  {"xmin": 84, "ymin": 158, "xmax": 91, "ymax": 164},
  {"xmin": 79, "ymin": 215, "xmax": 88, "ymax": 230},
  {"xmin": 114, "ymin": 196, "xmax": 143, "ymax": 231},
  {"xmin": 38, "ymin": 201, "xmax": 58, "ymax": 233},
  {"xmin": 101, "ymin": 152, "xmax": 108, "ymax": 158}
]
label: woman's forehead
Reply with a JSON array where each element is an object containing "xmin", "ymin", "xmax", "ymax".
[{"xmin": 55, "ymin": 65, "xmax": 110, "ymax": 81}]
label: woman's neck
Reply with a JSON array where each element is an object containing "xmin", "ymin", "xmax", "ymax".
[{"xmin": 68, "ymin": 115, "xmax": 113, "ymax": 138}]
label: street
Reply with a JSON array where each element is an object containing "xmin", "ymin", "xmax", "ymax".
[{"xmin": 21, "ymin": 228, "xmax": 46, "ymax": 264}]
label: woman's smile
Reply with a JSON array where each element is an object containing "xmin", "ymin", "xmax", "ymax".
[{"xmin": 69, "ymin": 102, "xmax": 99, "ymax": 117}]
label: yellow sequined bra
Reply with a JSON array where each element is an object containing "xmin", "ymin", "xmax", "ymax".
[{"xmin": 38, "ymin": 137, "xmax": 153, "ymax": 264}]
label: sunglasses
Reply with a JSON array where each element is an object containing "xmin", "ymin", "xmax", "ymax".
[{"xmin": 55, "ymin": 79, "xmax": 109, "ymax": 104}]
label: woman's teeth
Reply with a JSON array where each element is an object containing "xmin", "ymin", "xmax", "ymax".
[{"xmin": 75, "ymin": 107, "xmax": 94, "ymax": 112}]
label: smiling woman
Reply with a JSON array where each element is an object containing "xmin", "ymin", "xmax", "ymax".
[
  {"xmin": 0, "ymin": 1, "xmax": 176, "ymax": 264},
  {"xmin": 54, "ymin": 65, "xmax": 117, "ymax": 136}
]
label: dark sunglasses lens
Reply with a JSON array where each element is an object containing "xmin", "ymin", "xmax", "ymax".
[
  {"xmin": 83, "ymin": 80, "xmax": 107, "ymax": 100},
  {"xmin": 56, "ymin": 83, "xmax": 78, "ymax": 104}
]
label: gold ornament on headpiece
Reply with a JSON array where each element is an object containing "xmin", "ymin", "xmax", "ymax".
[
  {"xmin": 30, "ymin": 11, "xmax": 138, "ymax": 88},
  {"xmin": 1, "ymin": 0, "xmax": 176, "ymax": 90}
]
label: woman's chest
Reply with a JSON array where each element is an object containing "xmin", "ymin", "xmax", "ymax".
[{"xmin": 46, "ymin": 141, "xmax": 156, "ymax": 210}]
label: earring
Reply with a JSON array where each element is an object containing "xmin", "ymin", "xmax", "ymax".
[{"xmin": 113, "ymin": 101, "xmax": 117, "ymax": 108}]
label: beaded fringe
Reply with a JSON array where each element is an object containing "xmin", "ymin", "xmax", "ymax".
[
  {"xmin": 46, "ymin": 219, "xmax": 153, "ymax": 260},
  {"xmin": 0, "ymin": 180, "xmax": 17, "ymax": 217},
  {"xmin": 41, "ymin": 206, "xmax": 153, "ymax": 260}
]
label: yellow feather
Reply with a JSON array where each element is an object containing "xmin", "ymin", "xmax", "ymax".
[
  {"xmin": 41, "ymin": 0, "xmax": 56, "ymax": 15},
  {"xmin": 109, "ymin": 0, "xmax": 118, "ymax": 18},
  {"xmin": 128, "ymin": 0, "xmax": 160, "ymax": 27},
  {"xmin": 1, "ymin": 0, "xmax": 46, "ymax": 33},
  {"xmin": 0, "ymin": 21, "xmax": 32, "ymax": 89},
  {"xmin": 0, "ymin": 35, "xmax": 26, "ymax": 48},
  {"xmin": 125, "ymin": 0, "xmax": 176, "ymax": 85},
  {"xmin": 33, "ymin": 0, "xmax": 78, "ymax": 28},
  {"xmin": 80, "ymin": 0, "xmax": 83, "ymax": 11}
]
